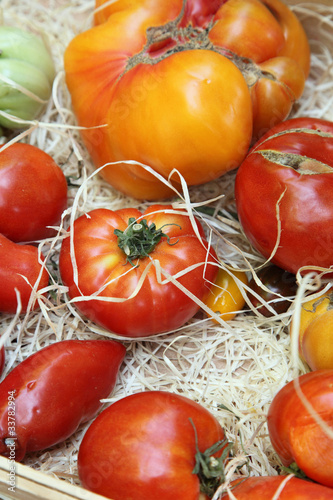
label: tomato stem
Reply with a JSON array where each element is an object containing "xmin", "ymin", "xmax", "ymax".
[
  {"xmin": 190, "ymin": 418, "xmax": 233, "ymax": 498},
  {"xmin": 114, "ymin": 217, "xmax": 180, "ymax": 266}
]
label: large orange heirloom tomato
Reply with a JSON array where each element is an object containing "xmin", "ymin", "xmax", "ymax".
[
  {"xmin": 59, "ymin": 205, "xmax": 218, "ymax": 337},
  {"xmin": 64, "ymin": 0, "xmax": 310, "ymax": 200}
]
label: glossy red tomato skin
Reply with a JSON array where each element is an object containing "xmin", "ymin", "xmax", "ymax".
[
  {"xmin": 0, "ymin": 339, "xmax": 126, "ymax": 462},
  {"xmin": 0, "ymin": 143, "xmax": 68, "ymax": 243},
  {"xmin": 235, "ymin": 118, "xmax": 333, "ymax": 274},
  {"xmin": 221, "ymin": 476, "xmax": 333, "ymax": 499},
  {"xmin": 59, "ymin": 205, "xmax": 218, "ymax": 337},
  {"xmin": 0, "ymin": 233, "xmax": 49, "ymax": 313},
  {"xmin": 267, "ymin": 370, "xmax": 333, "ymax": 488},
  {"xmin": 78, "ymin": 391, "xmax": 226, "ymax": 500}
]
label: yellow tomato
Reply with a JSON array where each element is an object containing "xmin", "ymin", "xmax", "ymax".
[
  {"xmin": 301, "ymin": 309, "xmax": 333, "ymax": 370},
  {"xmin": 203, "ymin": 268, "xmax": 248, "ymax": 323},
  {"xmin": 290, "ymin": 290, "xmax": 333, "ymax": 355}
]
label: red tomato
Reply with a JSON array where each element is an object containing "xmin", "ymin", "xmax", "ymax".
[
  {"xmin": 0, "ymin": 339, "xmax": 125, "ymax": 461},
  {"xmin": 221, "ymin": 476, "xmax": 333, "ymax": 499},
  {"xmin": 0, "ymin": 233, "xmax": 49, "ymax": 313},
  {"xmin": 0, "ymin": 142, "xmax": 68, "ymax": 242},
  {"xmin": 235, "ymin": 117, "xmax": 333, "ymax": 275},
  {"xmin": 64, "ymin": 0, "xmax": 309, "ymax": 200},
  {"xmin": 267, "ymin": 370, "xmax": 333, "ymax": 488},
  {"xmin": 78, "ymin": 391, "xmax": 228, "ymax": 500},
  {"xmin": 59, "ymin": 205, "xmax": 218, "ymax": 337}
]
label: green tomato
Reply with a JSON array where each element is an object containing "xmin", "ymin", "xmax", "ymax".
[{"xmin": 0, "ymin": 26, "xmax": 55, "ymax": 129}]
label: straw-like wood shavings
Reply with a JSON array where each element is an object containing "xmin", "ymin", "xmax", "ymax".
[{"xmin": 0, "ymin": 0, "xmax": 333, "ymax": 496}]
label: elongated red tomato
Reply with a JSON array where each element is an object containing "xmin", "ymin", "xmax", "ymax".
[
  {"xmin": 59, "ymin": 205, "xmax": 218, "ymax": 337},
  {"xmin": 235, "ymin": 117, "xmax": 333, "ymax": 274},
  {"xmin": 0, "ymin": 339, "xmax": 125, "ymax": 461},
  {"xmin": 221, "ymin": 476, "xmax": 333, "ymax": 499},
  {"xmin": 0, "ymin": 143, "xmax": 68, "ymax": 243},
  {"xmin": 267, "ymin": 370, "xmax": 333, "ymax": 488},
  {"xmin": 0, "ymin": 233, "xmax": 49, "ymax": 313},
  {"xmin": 78, "ymin": 391, "xmax": 228, "ymax": 500},
  {"xmin": 64, "ymin": 0, "xmax": 309, "ymax": 199}
]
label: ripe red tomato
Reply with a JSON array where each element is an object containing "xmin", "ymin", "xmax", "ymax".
[
  {"xmin": 267, "ymin": 370, "xmax": 333, "ymax": 488},
  {"xmin": 220, "ymin": 476, "xmax": 333, "ymax": 499},
  {"xmin": 0, "ymin": 233, "xmax": 49, "ymax": 313},
  {"xmin": 64, "ymin": 0, "xmax": 309, "ymax": 199},
  {"xmin": 0, "ymin": 339, "xmax": 125, "ymax": 461},
  {"xmin": 59, "ymin": 205, "xmax": 218, "ymax": 337},
  {"xmin": 78, "ymin": 391, "xmax": 228, "ymax": 500},
  {"xmin": 0, "ymin": 142, "xmax": 68, "ymax": 243},
  {"xmin": 235, "ymin": 117, "xmax": 333, "ymax": 275}
]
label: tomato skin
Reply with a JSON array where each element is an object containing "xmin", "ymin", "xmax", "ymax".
[
  {"xmin": 302, "ymin": 309, "xmax": 333, "ymax": 371},
  {"xmin": 221, "ymin": 476, "xmax": 333, "ymax": 499},
  {"xmin": 267, "ymin": 370, "xmax": 333, "ymax": 488},
  {"xmin": 235, "ymin": 117, "xmax": 333, "ymax": 275},
  {"xmin": 0, "ymin": 339, "xmax": 125, "ymax": 462},
  {"xmin": 65, "ymin": 0, "xmax": 309, "ymax": 200},
  {"xmin": 78, "ymin": 391, "xmax": 226, "ymax": 500},
  {"xmin": 203, "ymin": 268, "xmax": 248, "ymax": 322},
  {"xmin": 0, "ymin": 233, "xmax": 49, "ymax": 313},
  {"xmin": 59, "ymin": 205, "xmax": 218, "ymax": 337},
  {"xmin": 0, "ymin": 143, "xmax": 68, "ymax": 243},
  {"xmin": 248, "ymin": 265, "xmax": 297, "ymax": 317}
]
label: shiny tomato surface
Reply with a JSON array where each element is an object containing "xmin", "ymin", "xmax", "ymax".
[
  {"xmin": 64, "ymin": 0, "xmax": 309, "ymax": 199},
  {"xmin": 0, "ymin": 339, "xmax": 125, "ymax": 461},
  {"xmin": 221, "ymin": 476, "xmax": 333, "ymax": 499},
  {"xmin": 0, "ymin": 143, "xmax": 68, "ymax": 242},
  {"xmin": 235, "ymin": 117, "xmax": 333, "ymax": 274},
  {"xmin": 0, "ymin": 233, "xmax": 49, "ymax": 313},
  {"xmin": 78, "ymin": 391, "xmax": 228, "ymax": 500},
  {"xmin": 267, "ymin": 370, "xmax": 333, "ymax": 488},
  {"xmin": 59, "ymin": 205, "xmax": 218, "ymax": 337}
]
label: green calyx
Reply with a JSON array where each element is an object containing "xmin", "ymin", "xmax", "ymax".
[
  {"xmin": 114, "ymin": 217, "xmax": 180, "ymax": 266},
  {"xmin": 190, "ymin": 418, "xmax": 233, "ymax": 498}
]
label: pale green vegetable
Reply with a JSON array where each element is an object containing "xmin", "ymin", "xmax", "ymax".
[{"xmin": 0, "ymin": 26, "xmax": 55, "ymax": 129}]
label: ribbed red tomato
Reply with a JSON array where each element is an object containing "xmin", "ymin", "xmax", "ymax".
[
  {"xmin": 78, "ymin": 391, "xmax": 229, "ymax": 500},
  {"xmin": 59, "ymin": 205, "xmax": 218, "ymax": 337},
  {"xmin": 267, "ymin": 370, "xmax": 333, "ymax": 488},
  {"xmin": 64, "ymin": 0, "xmax": 309, "ymax": 199}
]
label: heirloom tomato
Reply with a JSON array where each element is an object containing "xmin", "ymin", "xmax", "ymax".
[
  {"xmin": 0, "ymin": 142, "xmax": 68, "ymax": 242},
  {"xmin": 248, "ymin": 264, "xmax": 297, "ymax": 317},
  {"xmin": 78, "ymin": 391, "xmax": 229, "ymax": 500},
  {"xmin": 0, "ymin": 26, "xmax": 55, "ymax": 129},
  {"xmin": 301, "ymin": 309, "xmax": 333, "ymax": 371},
  {"xmin": 221, "ymin": 476, "xmax": 333, "ymax": 499},
  {"xmin": 0, "ymin": 339, "xmax": 125, "ymax": 461},
  {"xmin": 64, "ymin": 0, "xmax": 309, "ymax": 200},
  {"xmin": 203, "ymin": 267, "xmax": 248, "ymax": 323},
  {"xmin": 235, "ymin": 117, "xmax": 333, "ymax": 275},
  {"xmin": 0, "ymin": 233, "xmax": 49, "ymax": 314},
  {"xmin": 267, "ymin": 370, "xmax": 333, "ymax": 488},
  {"xmin": 59, "ymin": 205, "xmax": 218, "ymax": 337}
]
